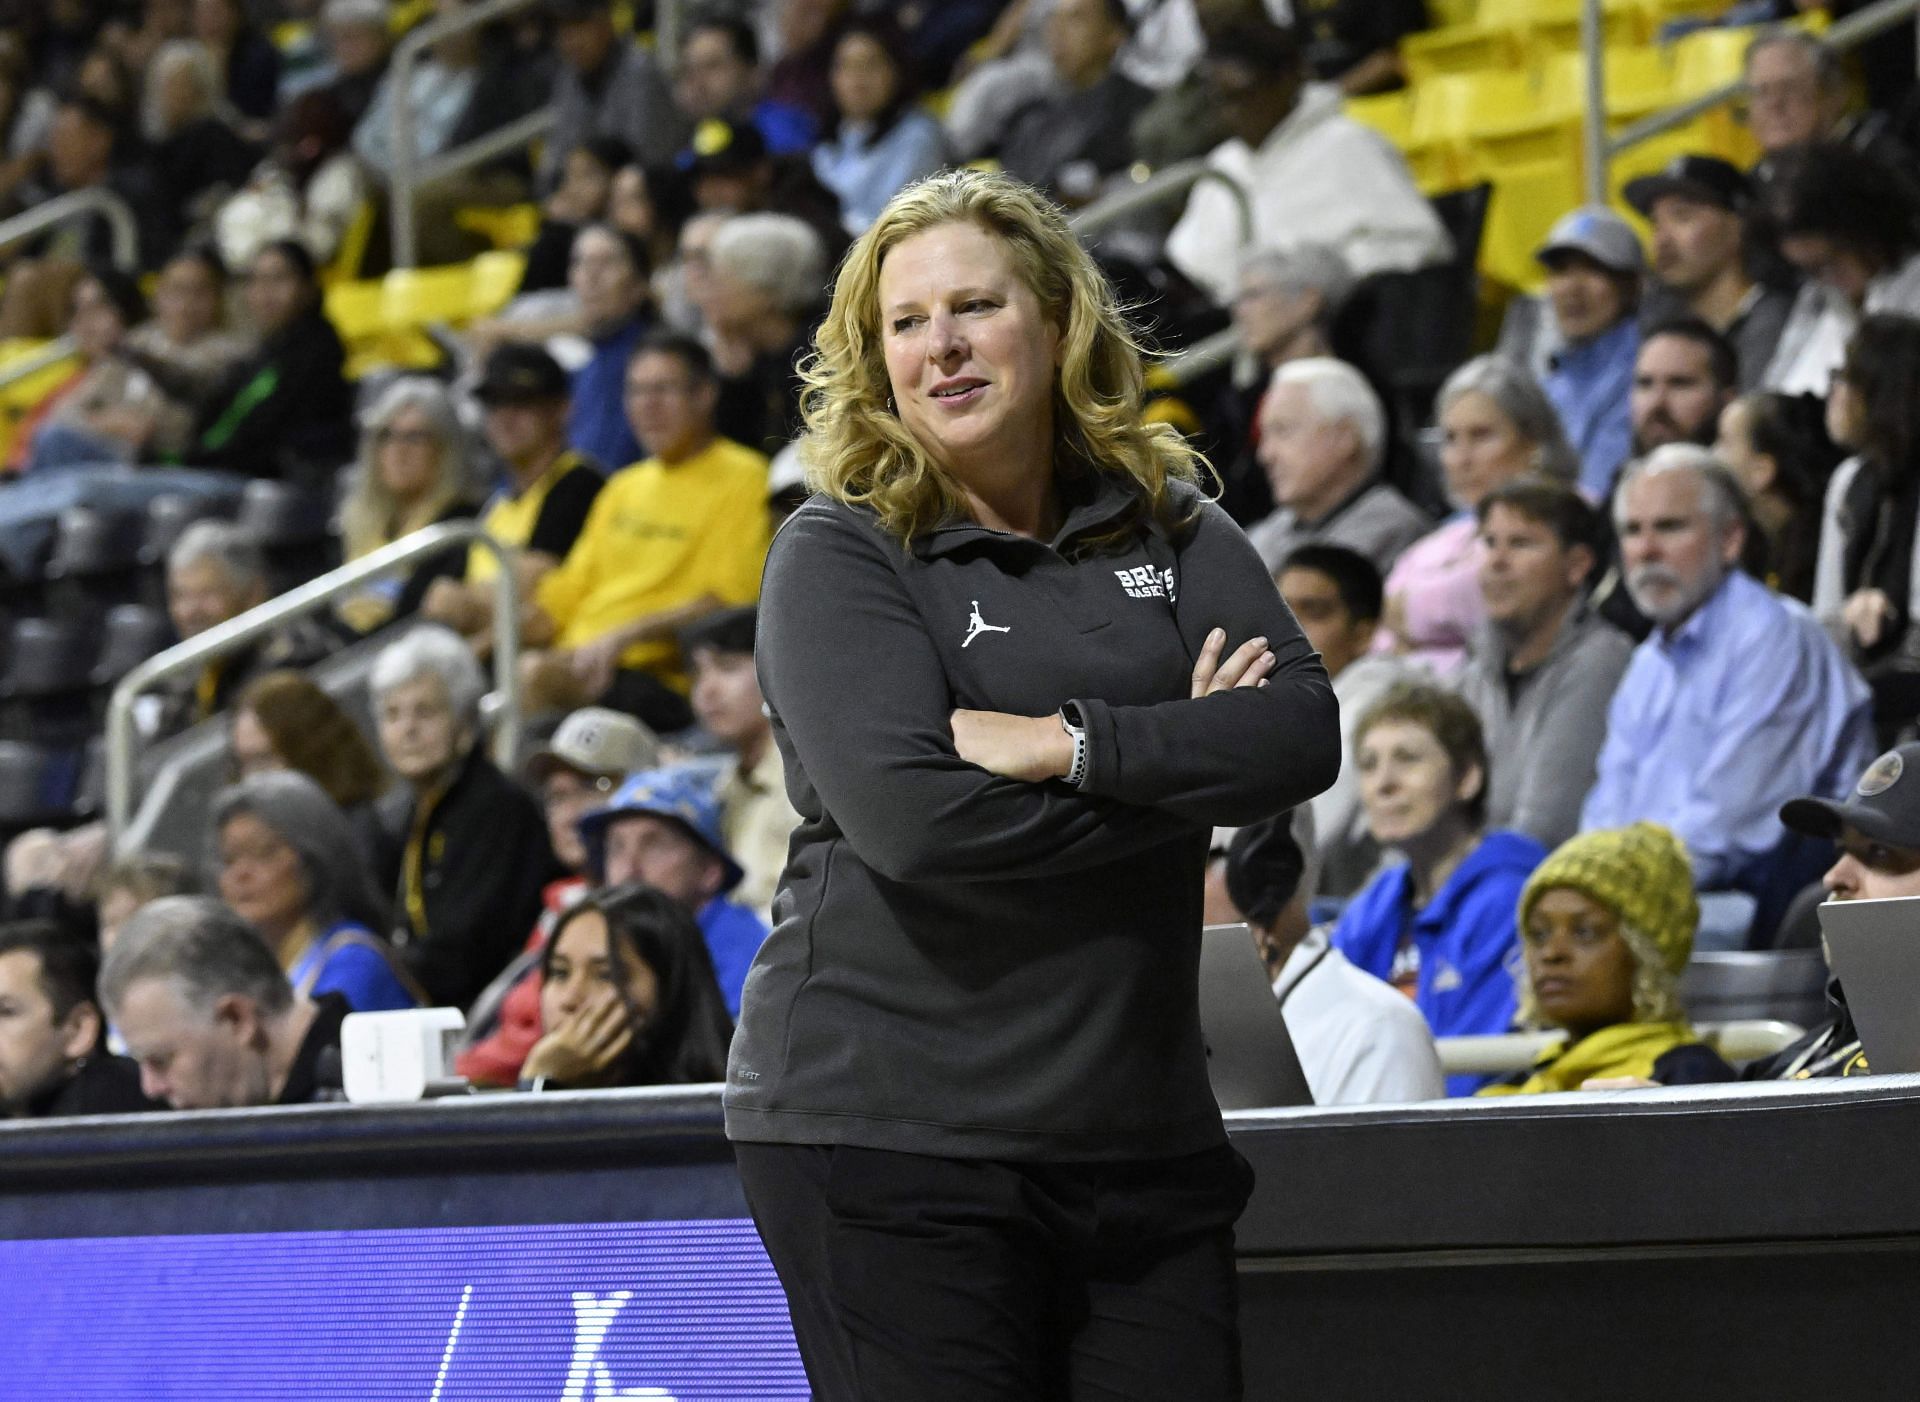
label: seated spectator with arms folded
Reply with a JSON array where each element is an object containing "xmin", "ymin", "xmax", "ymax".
[
  {"xmin": 103, "ymin": 896, "xmax": 352, "ymax": 1108},
  {"xmin": 1481, "ymin": 823, "xmax": 1735, "ymax": 1096},
  {"xmin": 521, "ymin": 334, "xmax": 771, "ymax": 733},
  {"xmin": 1244, "ymin": 357, "xmax": 1431, "ymax": 575},
  {"xmin": 1226, "ymin": 813, "xmax": 1444, "ymax": 1105},
  {"xmin": 519, "ymin": 884, "xmax": 734, "ymax": 1091},
  {"xmin": 0, "ymin": 921, "xmax": 155, "ymax": 1117},
  {"xmin": 371, "ymin": 627, "xmax": 559, "ymax": 1011},
  {"xmin": 1584, "ymin": 445, "xmax": 1873, "ymax": 944},
  {"xmin": 1332, "ymin": 682, "xmax": 1546, "ymax": 1093},
  {"xmin": 1458, "ymin": 479, "xmax": 1634, "ymax": 851}
]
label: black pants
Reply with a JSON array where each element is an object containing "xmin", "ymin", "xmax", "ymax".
[{"xmin": 733, "ymin": 1140, "xmax": 1254, "ymax": 1401}]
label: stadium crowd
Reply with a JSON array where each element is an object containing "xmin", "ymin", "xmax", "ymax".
[{"xmin": 0, "ymin": 0, "xmax": 1917, "ymax": 1120}]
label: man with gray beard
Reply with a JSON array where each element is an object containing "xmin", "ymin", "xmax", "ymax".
[{"xmin": 1580, "ymin": 444, "xmax": 1873, "ymax": 947}]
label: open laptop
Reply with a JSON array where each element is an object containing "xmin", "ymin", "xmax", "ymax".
[
  {"xmin": 1816, "ymin": 896, "xmax": 1920, "ymax": 1073},
  {"xmin": 1197, "ymin": 923, "xmax": 1314, "ymax": 1110}
]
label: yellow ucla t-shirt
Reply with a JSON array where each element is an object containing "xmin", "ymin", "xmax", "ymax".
[{"xmin": 535, "ymin": 436, "xmax": 771, "ymax": 684}]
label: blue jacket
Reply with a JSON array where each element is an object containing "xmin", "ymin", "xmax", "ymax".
[
  {"xmin": 1544, "ymin": 317, "xmax": 1638, "ymax": 500},
  {"xmin": 1332, "ymin": 830, "xmax": 1545, "ymax": 1094},
  {"xmin": 699, "ymin": 895, "xmax": 768, "ymax": 1019},
  {"xmin": 567, "ymin": 316, "xmax": 647, "ymax": 470}
]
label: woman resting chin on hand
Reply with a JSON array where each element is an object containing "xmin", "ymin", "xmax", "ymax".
[{"xmin": 520, "ymin": 883, "xmax": 734, "ymax": 1092}]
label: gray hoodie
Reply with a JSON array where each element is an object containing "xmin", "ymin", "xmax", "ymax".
[{"xmin": 723, "ymin": 475, "xmax": 1340, "ymax": 1161}]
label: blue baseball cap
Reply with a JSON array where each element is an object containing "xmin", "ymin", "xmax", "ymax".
[{"xmin": 577, "ymin": 762, "xmax": 745, "ymax": 893}]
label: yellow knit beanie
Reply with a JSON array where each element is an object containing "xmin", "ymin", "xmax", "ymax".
[{"xmin": 1517, "ymin": 823, "xmax": 1699, "ymax": 975}]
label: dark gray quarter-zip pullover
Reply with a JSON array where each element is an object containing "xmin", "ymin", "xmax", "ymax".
[{"xmin": 723, "ymin": 475, "xmax": 1340, "ymax": 1161}]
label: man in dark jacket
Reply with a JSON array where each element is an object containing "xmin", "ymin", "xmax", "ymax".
[
  {"xmin": 0, "ymin": 921, "xmax": 154, "ymax": 1117},
  {"xmin": 1747, "ymin": 743, "xmax": 1920, "ymax": 1079},
  {"xmin": 101, "ymin": 897, "xmax": 350, "ymax": 1108}
]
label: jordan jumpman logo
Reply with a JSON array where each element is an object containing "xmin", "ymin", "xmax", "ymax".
[{"xmin": 962, "ymin": 601, "xmax": 1011, "ymax": 647}]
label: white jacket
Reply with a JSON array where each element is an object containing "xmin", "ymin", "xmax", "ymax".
[
  {"xmin": 1273, "ymin": 928, "xmax": 1446, "ymax": 1106},
  {"xmin": 1166, "ymin": 82, "xmax": 1451, "ymax": 304}
]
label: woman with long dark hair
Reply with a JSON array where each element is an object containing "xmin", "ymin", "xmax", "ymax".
[
  {"xmin": 1815, "ymin": 313, "xmax": 1920, "ymax": 731},
  {"xmin": 809, "ymin": 17, "xmax": 946, "ymax": 236},
  {"xmin": 520, "ymin": 883, "xmax": 733, "ymax": 1089}
]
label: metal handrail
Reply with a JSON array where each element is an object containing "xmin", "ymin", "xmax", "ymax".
[
  {"xmin": 390, "ymin": 0, "xmax": 553, "ymax": 270},
  {"xmin": 1584, "ymin": 0, "xmax": 1920, "ymax": 203},
  {"xmin": 106, "ymin": 521, "xmax": 521, "ymax": 836},
  {"xmin": 1153, "ymin": 326, "xmax": 1241, "ymax": 389},
  {"xmin": 1069, "ymin": 161, "xmax": 1255, "ymax": 245},
  {"xmin": 0, "ymin": 188, "xmax": 139, "ymax": 270},
  {"xmin": 415, "ymin": 108, "xmax": 554, "ymax": 192},
  {"xmin": 0, "ymin": 335, "xmax": 76, "ymax": 392}
]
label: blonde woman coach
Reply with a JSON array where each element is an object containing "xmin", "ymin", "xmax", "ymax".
[{"xmin": 724, "ymin": 169, "xmax": 1340, "ymax": 1400}]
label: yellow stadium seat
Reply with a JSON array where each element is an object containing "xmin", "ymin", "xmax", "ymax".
[
  {"xmin": 383, "ymin": 265, "xmax": 477, "ymax": 331},
  {"xmin": 1479, "ymin": 158, "xmax": 1584, "ymax": 292},
  {"xmin": 1403, "ymin": 23, "xmax": 1528, "ymax": 85},
  {"xmin": 1428, "ymin": 0, "xmax": 1479, "ymax": 28},
  {"xmin": 1537, "ymin": 45, "xmax": 1676, "ymax": 122},
  {"xmin": 1345, "ymin": 90, "xmax": 1415, "ymax": 148},
  {"xmin": 454, "ymin": 203, "xmax": 542, "ymax": 251},
  {"xmin": 1670, "ymin": 25, "xmax": 1755, "ymax": 97},
  {"xmin": 468, "ymin": 250, "xmax": 527, "ymax": 320},
  {"xmin": 324, "ymin": 279, "xmax": 385, "ymax": 346},
  {"xmin": 1411, "ymin": 70, "xmax": 1538, "ymax": 146},
  {"xmin": 1472, "ymin": 113, "xmax": 1583, "ymax": 175},
  {"xmin": 322, "ymin": 200, "xmax": 376, "ymax": 287}
]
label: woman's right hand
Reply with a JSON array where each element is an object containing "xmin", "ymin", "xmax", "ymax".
[
  {"xmin": 1190, "ymin": 628, "xmax": 1276, "ymax": 698},
  {"xmin": 521, "ymin": 989, "xmax": 634, "ymax": 1085},
  {"xmin": 1843, "ymin": 588, "xmax": 1897, "ymax": 650}
]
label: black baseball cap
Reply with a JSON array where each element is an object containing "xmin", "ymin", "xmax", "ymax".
[
  {"xmin": 547, "ymin": 0, "xmax": 612, "ymax": 21},
  {"xmin": 473, "ymin": 343, "xmax": 571, "ymax": 405},
  {"xmin": 1624, "ymin": 155, "xmax": 1754, "ymax": 217},
  {"xmin": 1781, "ymin": 743, "xmax": 1920, "ymax": 849}
]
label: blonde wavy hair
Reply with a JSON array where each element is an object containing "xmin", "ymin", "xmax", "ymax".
[{"xmin": 799, "ymin": 169, "xmax": 1205, "ymax": 548}]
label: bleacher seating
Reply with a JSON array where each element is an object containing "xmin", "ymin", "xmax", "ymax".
[{"xmin": 1372, "ymin": 0, "xmax": 1784, "ymax": 293}]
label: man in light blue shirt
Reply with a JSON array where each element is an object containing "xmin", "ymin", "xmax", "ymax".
[
  {"xmin": 1582, "ymin": 444, "xmax": 1873, "ymax": 941},
  {"xmin": 1537, "ymin": 207, "xmax": 1645, "ymax": 500}
]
